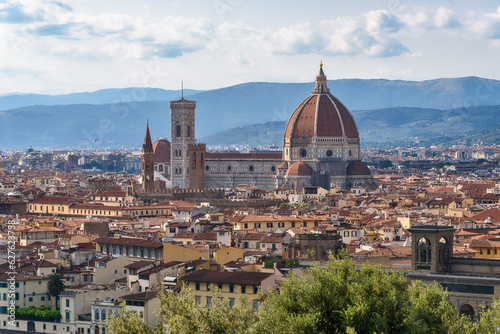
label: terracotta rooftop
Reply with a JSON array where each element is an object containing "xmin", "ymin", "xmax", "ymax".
[
  {"xmin": 286, "ymin": 161, "xmax": 312, "ymax": 177},
  {"xmin": 284, "ymin": 66, "xmax": 359, "ymax": 139},
  {"xmin": 346, "ymin": 161, "xmax": 371, "ymax": 176},
  {"xmin": 124, "ymin": 260, "xmax": 154, "ymax": 269},
  {"xmin": 122, "ymin": 291, "xmax": 159, "ymax": 301}
]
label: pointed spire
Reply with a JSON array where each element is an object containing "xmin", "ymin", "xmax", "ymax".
[
  {"xmin": 143, "ymin": 121, "xmax": 153, "ymax": 154},
  {"xmin": 312, "ymin": 61, "xmax": 330, "ymax": 94}
]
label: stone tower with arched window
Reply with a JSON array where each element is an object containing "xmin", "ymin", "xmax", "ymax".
[
  {"xmin": 408, "ymin": 225, "xmax": 454, "ymax": 274},
  {"xmin": 188, "ymin": 143, "xmax": 206, "ymax": 190},
  {"xmin": 141, "ymin": 122, "xmax": 155, "ymax": 191},
  {"xmin": 170, "ymin": 97, "xmax": 196, "ymax": 188}
]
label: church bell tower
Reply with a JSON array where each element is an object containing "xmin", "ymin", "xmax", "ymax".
[
  {"xmin": 170, "ymin": 97, "xmax": 196, "ymax": 188},
  {"xmin": 141, "ymin": 122, "xmax": 155, "ymax": 191}
]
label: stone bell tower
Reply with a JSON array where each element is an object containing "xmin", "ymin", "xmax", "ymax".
[
  {"xmin": 408, "ymin": 225, "xmax": 454, "ymax": 274},
  {"xmin": 170, "ymin": 96, "xmax": 196, "ymax": 188},
  {"xmin": 141, "ymin": 122, "xmax": 155, "ymax": 191}
]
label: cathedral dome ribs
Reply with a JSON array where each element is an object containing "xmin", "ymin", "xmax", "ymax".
[
  {"xmin": 284, "ymin": 64, "xmax": 359, "ymax": 142},
  {"xmin": 286, "ymin": 161, "xmax": 313, "ymax": 177}
]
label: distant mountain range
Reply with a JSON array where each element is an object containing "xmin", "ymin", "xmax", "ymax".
[
  {"xmin": 201, "ymin": 105, "xmax": 500, "ymax": 148},
  {"xmin": 1, "ymin": 76, "xmax": 500, "ymax": 150}
]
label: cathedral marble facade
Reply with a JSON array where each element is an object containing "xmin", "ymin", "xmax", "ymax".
[{"xmin": 142, "ymin": 63, "xmax": 375, "ymax": 191}]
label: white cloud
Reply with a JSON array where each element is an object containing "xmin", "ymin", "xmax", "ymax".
[
  {"xmin": 434, "ymin": 7, "xmax": 460, "ymax": 28},
  {"xmin": 0, "ymin": 1, "xmax": 499, "ymax": 94},
  {"xmin": 471, "ymin": 6, "xmax": 500, "ymax": 39},
  {"xmin": 271, "ymin": 22, "xmax": 324, "ymax": 55},
  {"xmin": 365, "ymin": 9, "xmax": 402, "ymax": 33},
  {"xmin": 269, "ymin": 16, "xmax": 409, "ymax": 58}
]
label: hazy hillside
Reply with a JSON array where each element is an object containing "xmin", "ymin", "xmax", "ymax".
[
  {"xmin": 1, "ymin": 76, "xmax": 500, "ymax": 149},
  {"xmin": 0, "ymin": 102, "xmax": 171, "ymax": 150},
  {"xmin": 3, "ymin": 77, "xmax": 500, "ymax": 113},
  {"xmin": 201, "ymin": 105, "xmax": 500, "ymax": 148},
  {"xmin": 0, "ymin": 88, "xmax": 201, "ymax": 111}
]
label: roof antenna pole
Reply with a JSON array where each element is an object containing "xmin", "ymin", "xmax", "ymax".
[{"xmin": 181, "ymin": 81, "xmax": 184, "ymax": 99}]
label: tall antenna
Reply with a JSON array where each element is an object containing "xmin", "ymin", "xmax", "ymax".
[{"xmin": 181, "ymin": 81, "xmax": 184, "ymax": 99}]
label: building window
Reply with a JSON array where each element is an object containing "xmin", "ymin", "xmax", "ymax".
[
  {"xmin": 206, "ymin": 297, "xmax": 212, "ymax": 308},
  {"xmin": 95, "ymin": 310, "xmax": 100, "ymax": 321},
  {"xmin": 229, "ymin": 298, "xmax": 235, "ymax": 308},
  {"xmin": 195, "ymin": 296, "xmax": 200, "ymax": 304},
  {"xmin": 29, "ymin": 297, "xmax": 33, "ymax": 302},
  {"xmin": 253, "ymin": 300, "xmax": 259, "ymax": 311},
  {"xmin": 241, "ymin": 285, "xmax": 246, "ymax": 294},
  {"xmin": 102, "ymin": 310, "xmax": 106, "ymax": 321},
  {"xmin": 488, "ymin": 249, "xmax": 491, "ymax": 255},
  {"xmin": 229, "ymin": 285, "xmax": 234, "ymax": 293},
  {"xmin": 66, "ymin": 299, "xmax": 69, "ymax": 307},
  {"xmin": 176, "ymin": 124, "xmax": 181, "ymax": 137},
  {"xmin": 187, "ymin": 125, "xmax": 191, "ymax": 137},
  {"xmin": 253, "ymin": 286, "xmax": 258, "ymax": 294},
  {"xmin": 249, "ymin": 165, "xmax": 254, "ymax": 172},
  {"xmin": 227, "ymin": 165, "xmax": 232, "ymax": 172},
  {"xmin": 205, "ymin": 165, "xmax": 210, "ymax": 171},
  {"xmin": 65, "ymin": 311, "xmax": 70, "ymax": 322},
  {"xmin": 344, "ymin": 231, "xmax": 349, "ymax": 237},
  {"xmin": 207, "ymin": 283, "xmax": 210, "ymax": 291},
  {"xmin": 218, "ymin": 284, "xmax": 223, "ymax": 290},
  {"xmin": 326, "ymin": 150, "xmax": 333, "ymax": 157},
  {"xmin": 271, "ymin": 166, "xmax": 276, "ymax": 172},
  {"xmin": 195, "ymin": 282, "xmax": 200, "ymax": 291}
]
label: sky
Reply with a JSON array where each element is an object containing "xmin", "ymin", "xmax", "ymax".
[{"xmin": 0, "ymin": 0, "xmax": 499, "ymax": 94}]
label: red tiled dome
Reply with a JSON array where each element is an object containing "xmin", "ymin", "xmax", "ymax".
[
  {"xmin": 346, "ymin": 161, "xmax": 371, "ymax": 176},
  {"xmin": 277, "ymin": 161, "xmax": 288, "ymax": 169},
  {"xmin": 153, "ymin": 138, "xmax": 171, "ymax": 163},
  {"xmin": 286, "ymin": 161, "xmax": 312, "ymax": 177},
  {"xmin": 284, "ymin": 65, "xmax": 359, "ymax": 139}
]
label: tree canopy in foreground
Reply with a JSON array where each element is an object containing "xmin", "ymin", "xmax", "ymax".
[{"xmin": 105, "ymin": 256, "xmax": 500, "ymax": 334}]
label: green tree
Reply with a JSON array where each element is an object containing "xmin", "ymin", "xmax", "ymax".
[
  {"xmin": 476, "ymin": 299, "xmax": 500, "ymax": 334},
  {"xmin": 379, "ymin": 159, "xmax": 393, "ymax": 169},
  {"xmin": 46, "ymin": 273, "xmax": 65, "ymax": 310},
  {"xmin": 108, "ymin": 257, "xmax": 500, "ymax": 333},
  {"xmin": 403, "ymin": 280, "xmax": 473, "ymax": 334},
  {"xmin": 254, "ymin": 257, "xmax": 471, "ymax": 334},
  {"xmin": 104, "ymin": 304, "xmax": 155, "ymax": 334},
  {"xmin": 157, "ymin": 285, "xmax": 257, "ymax": 334}
]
